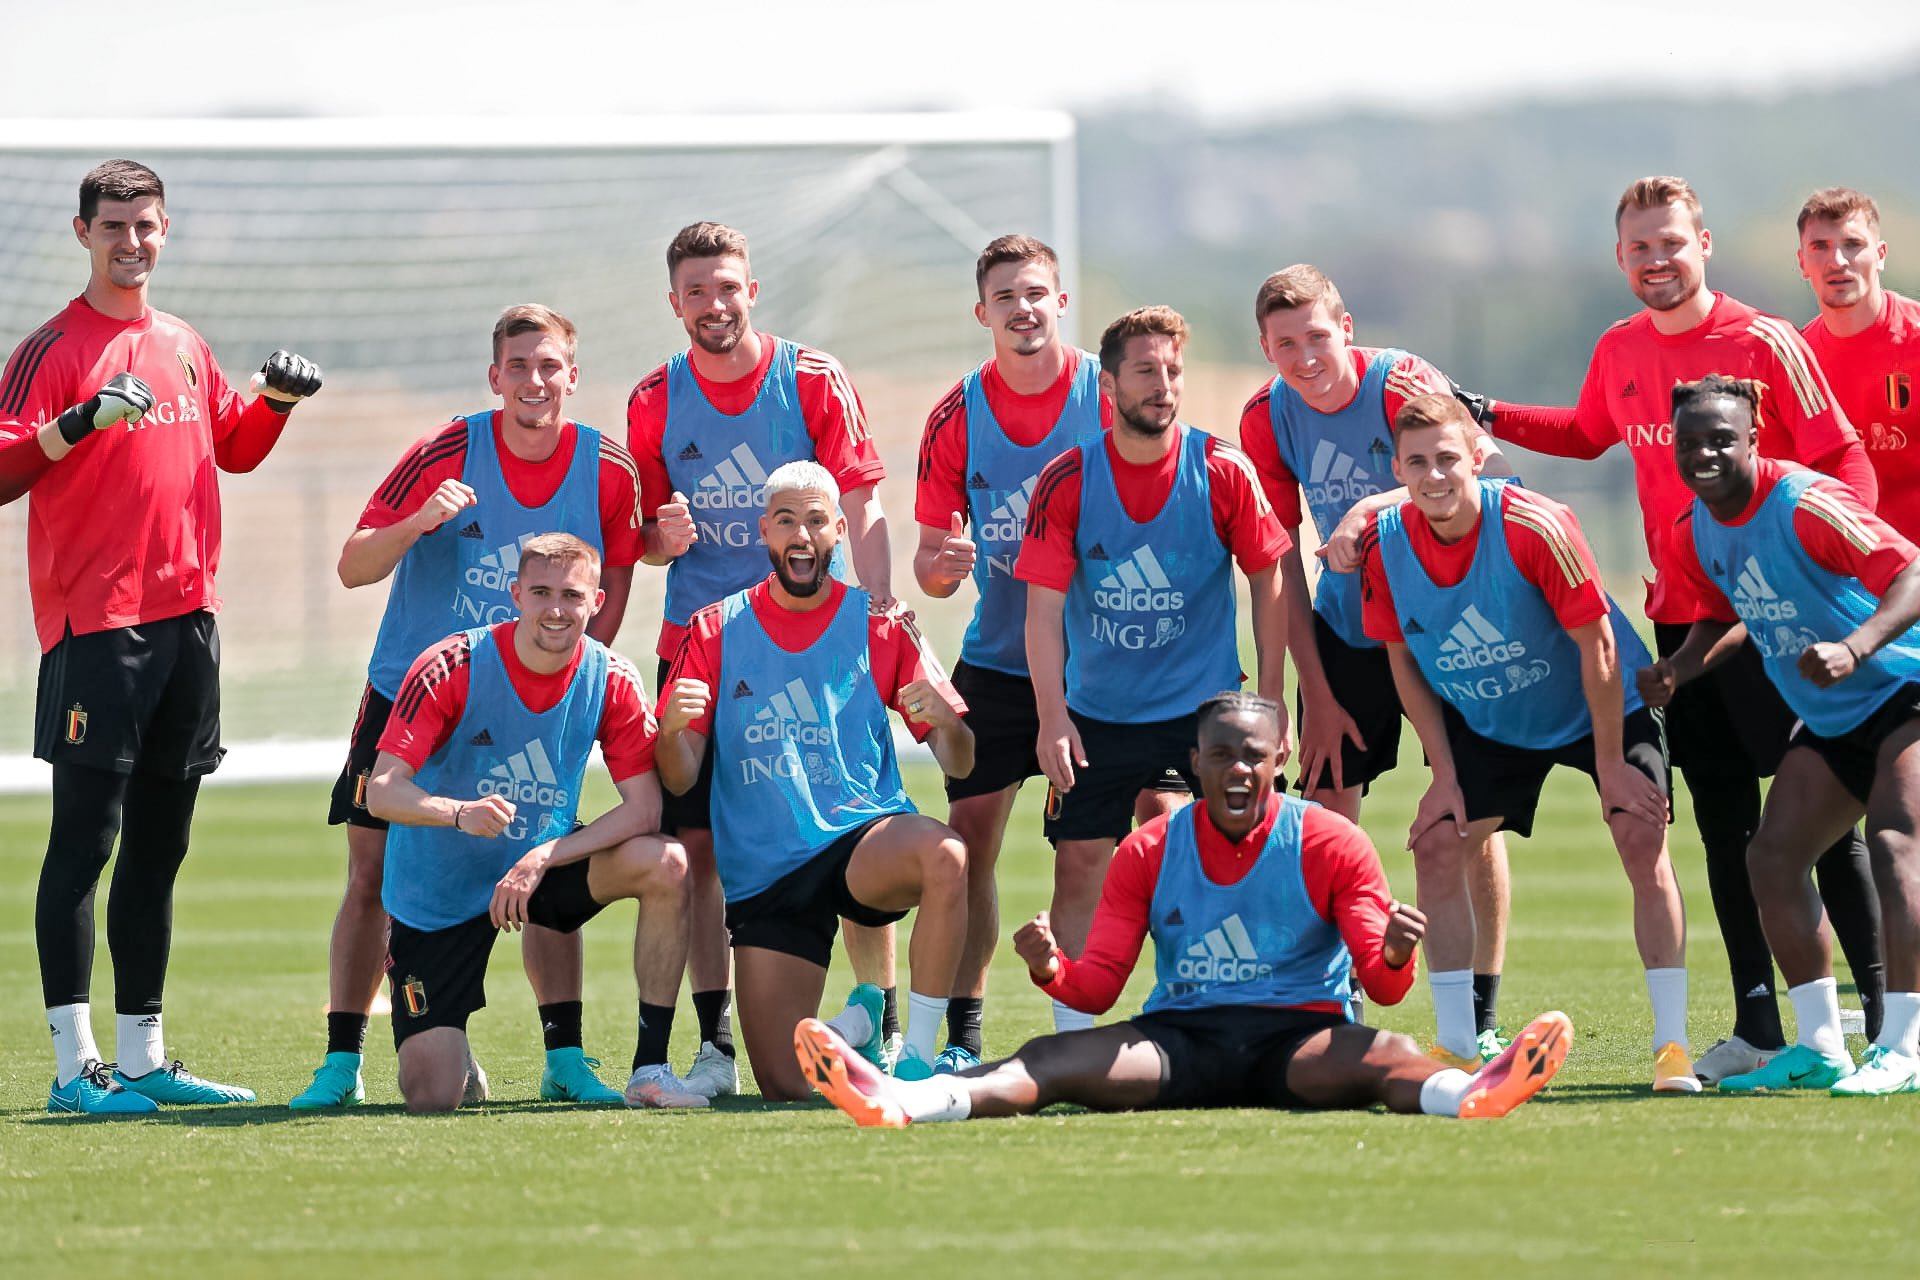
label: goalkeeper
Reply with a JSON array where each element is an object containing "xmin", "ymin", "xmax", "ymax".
[{"xmin": 0, "ymin": 159, "xmax": 320, "ymax": 1115}]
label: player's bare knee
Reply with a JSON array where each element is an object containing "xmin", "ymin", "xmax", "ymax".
[
  {"xmin": 920, "ymin": 832, "xmax": 968, "ymax": 894},
  {"xmin": 1410, "ymin": 830, "xmax": 1466, "ymax": 876},
  {"xmin": 1054, "ymin": 840, "xmax": 1109, "ymax": 894},
  {"xmin": 1612, "ymin": 824, "xmax": 1668, "ymax": 883}
]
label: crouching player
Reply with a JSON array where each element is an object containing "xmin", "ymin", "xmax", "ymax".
[
  {"xmin": 655, "ymin": 461, "xmax": 975, "ymax": 1097},
  {"xmin": 796, "ymin": 691, "xmax": 1571, "ymax": 1124},
  {"xmin": 1646, "ymin": 375, "xmax": 1920, "ymax": 1094},
  {"xmin": 1358, "ymin": 394, "xmax": 1697, "ymax": 1092},
  {"xmin": 367, "ymin": 534, "xmax": 704, "ymax": 1113}
]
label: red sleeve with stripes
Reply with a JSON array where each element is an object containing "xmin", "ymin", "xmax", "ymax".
[
  {"xmin": 1758, "ymin": 320, "xmax": 1861, "ymax": 475},
  {"xmin": 1663, "ymin": 511, "xmax": 1738, "ymax": 624},
  {"xmin": 1235, "ymin": 383, "xmax": 1303, "ymax": 530},
  {"xmin": 1206, "ymin": 438, "xmax": 1292, "ymax": 573},
  {"xmin": 1499, "ymin": 489, "xmax": 1609, "ymax": 630},
  {"xmin": 1013, "ymin": 448, "xmax": 1084, "ymax": 592},
  {"xmin": 1378, "ymin": 351, "xmax": 1452, "ymax": 423},
  {"xmin": 599, "ymin": 653, "xmax": 658, "ymax": 781},
  {"xmin": 1795, "ymin": 478, "xmax": 1920, "ymax": 593},
  {"xmin": 1358, "ymin": 512, "xmax": 1402, "ymax": 642},
  {"xmin": 357, "ymin": 422, "xmax": 468, "ymax": 531},
  {"xmin": 377, "ymin": 632, "xmax": 474, "ymax": 769},
  {"xmin": 0, "ymin": 326, "xmax": 76, "ymax": 503},
  {"xmin": 913, "ymin": 379, "xmax": 970, "ymax": 529},
  {"xmin": 596, "ymin": 441, "xmax": 644, "ymax": 567},
  {"xmin": 660, "ymin": 604, "xmax": 725, "ymax": 737},
  {"xmin": 795, "ymin": 346, "xmax": 886, "ymax": 491},
  {"xmin": 1297, "ymin": 806, "xmax": 1417, "ymax": 1006},
  {"xmin": 1037, "ymin": 817, "xmax": 1163, "ymax": 1013},
  {"xmin": 625, "ymin": 366, "xmax": 674, "ymax": 520}
]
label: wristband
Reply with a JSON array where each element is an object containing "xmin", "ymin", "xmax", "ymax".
[
  {"xmin": 452, "ymin": 803, "xmax": 467, "ymax": 833},
  {"xmin": 1843, "ymin": 639, "xmax": 1865, "ymax": 666},
  {"xmin": 55, "ymin": 398, "xmax": 100, "ymax": 446}
]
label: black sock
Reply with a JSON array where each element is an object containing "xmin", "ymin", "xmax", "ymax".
[
  {"xmin": 1472, "ymin": 973, "xmax": 1501, "ymax": 1035},
  {"xmin": 539, "ymin": 1000, "xmax": 583, "ymax": 1052},
  {"xmin": 327, "ymin": 1011, "xmax": 369, "ymax": 1056},
  {"xmin": 946, "ymin": 996, "xmax": 984, "ymax": 1057},
  {"xmin": 634, "ymin": 1002, "xmax": 675, "ymax": 1071},
  {"xmin": 881, "ymin": 986, "xmax": 900, "ymax": 1042},
  {"xmin": 691, "ymin": 988, "xmax": 734, "ymax": 1058}
]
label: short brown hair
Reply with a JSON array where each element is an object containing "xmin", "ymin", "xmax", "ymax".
[
  {"xmin": 1671, "ymin": 374, "xmax": 1765, "ymax": 426},
  {"xmin": 1391, "ymin": 392, "xmax": 1475, "ymax": 442},
  {"xmin": 517, "ymin": 532, "xmax": 601, "ymax": 581},
  {"xmin": 1616, "ymin": 176, "xmax": 1703, "ymax": 231},
  {"xmin": 79, "ymin": 159, "xmax": 163, "ymax": 223},
  {"xmin": 1098, "ymin": 305, "xmax": 1189, "ymax": 375},
  {"xmin": 491, "ymin": 304, "xmax": 577, "ymax": 363},
  {"xmin": 974, "ymin": 234, "xmax": 1060, "ymax": 299},
  {"xmin": 1798, "ymin": 187, "xmax": 1881, "ymax": 236},
  {"xmin": 667, "ymin": 221, "xmax": 750, "ymax": 279},
  {"xmin": 1254, "ymin": 264, "xmax": 1344, "ymax": 326}
]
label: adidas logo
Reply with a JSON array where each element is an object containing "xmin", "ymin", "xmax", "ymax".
[
  {"xmin": 678, "ymin": 442, "xmax": 704, "ymax": 461},
  {"xmin": 974, "ymin": 475, "xmax": 1038, "ymax": 544},
  {"xmin": 1366, "ymin": 437, "xmax": 1392, "ymax": 463},
  {"xmin": 469, "ymin": 729, "xmax": 494, "ymax": 747},
  {"xmin": 463, "ymin": 532, "xmax": 541, "ymax": 592},
  {"xmin": 746, "ymin": 677, "xmax": 831, "ymax": 745},
  {"xmin": 1623, "ymin": 380, "xmax": 1639, "ymax": 398},
  {"xmin": 457, "ymin": 520, "xmax": 483, "ymax": 540},
  {"xmin": 477, "ymin": 738, "xmax": 570, "ymax": 807},
  {"xmin": 1164, "ymin": 907, "xmax": 1184, "ymax": 927},
  {"xmin": 137, "ymin": 1015, "xmax": 160, "ymax": 1028},
  {"xmin": 1712, "ymin": 559, "xmax": 1725, "ymax": 576},
  {"xmin": 1087, "ymin": 542, "xmax": 1110, "ymax": 561},
  {"xmin": 967, "ymin": 470, "xmax": 991, "ymax": 491},
  {"xmin": 1173, "ymin": 913, "xmax": 1275, "ymax": 983},
  {"xmin": 1744, "ymin": 983, "xmax": 1773, "ymax": 999},
  {"xmin": 691, "ymin": 443, "xmax": 771, "ymax": 510},
  {"xmin": 1434, "ymin": 604, "xmax": 1526, "ymax": 671},
  {"xmin": 732, "ymin": 680, "xmax": 753, "ymax": 698},
  {"xmin": 1403, "ymin": 618, "xmax": 1426, "ymax": 635},
  {"xmin": 1093, "ymin": 545, "xmax": 1185, "ymax": 612},
  {"xmin": 1731, "ymin": 556, "xmax": 1799, "ymax": 621},
  {"xmin": 1304, "ymin": 440, "xmax": 1384, "ymax": 510}
]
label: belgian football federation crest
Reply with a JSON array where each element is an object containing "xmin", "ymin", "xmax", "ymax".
[
  {"xmin": 1889, "ymin": 372, "xmax": 1911, "ymax": 414},
  {"xmin": 64, "ymin": 704, "xmax": 87, "ymax": 744},
  {"xmin": 401, "ymin": 975, "xmax": 428, "ymax": 1017},
  {"xmin": 176, "ymin": 350, "xmax": 197, "ymax": 388}
]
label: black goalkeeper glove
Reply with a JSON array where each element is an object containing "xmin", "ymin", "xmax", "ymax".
[
  {"xmin": 1450, "ymin": 378, "xmax": 1495, "ymax": 429},
  {"xmin": 55, "ymin": 372, "xmax": 154, "ymax": 445},
  {"xmin": 252, "ymin": 350, "xmax": 323, "ymax": 409}
]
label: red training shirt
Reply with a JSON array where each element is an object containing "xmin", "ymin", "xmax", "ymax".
[
  {"xmin": 355, "ymin": 412, "xmax": 643, "ymax": 567},
  {"xmin": 378, "ymin": 621, "xmax": 657, "ymax": 781},
  {"xmin": 1359, "ymin": 485, "xmax": 1610, "ymax": 643},
  {"xmin": 1237, "ymin": 348, "xmax": 1451, "ymax": 529},
  {"xmin": 1015, "ymin": 430, "xmax": 1291, "ymax": 591},
  {"xmin": 662, "ymin": 578, "xmax": 963, "ymax": 741},
  {"xmin": 1666, "ymin": 458, "xmax": 1919, "ymax": 623},
  {"xmin": 1038, "ymin": 795, "xmax": 1417, "ymax": 1015},
  {"xmin": 627, "ymin": 335, "xmax": 887, "ymax": 659},
  {"xmin": 1488, "ymin": 293, "xmax": 1872, "ymax": 624},
  {"xmin": 914, "ymin": 348, "xmax": 1114, "ymax": 528},
  {"xmin": 1802, "ymin": 290, "xmax": 1920, "ymax": 541},
  {"xmin": 0, "ymin": 296, "xmax": 295, "ymax": 652}
]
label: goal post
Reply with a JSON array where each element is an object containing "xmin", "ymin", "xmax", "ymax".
[{"xmin": 0, "ymin": 113, "xmax": 1078, "ymax": 787}]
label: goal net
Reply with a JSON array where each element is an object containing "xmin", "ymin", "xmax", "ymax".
[{"xmin": 0, "ymin": 114, "xmax": 1076, "ymax": 782}]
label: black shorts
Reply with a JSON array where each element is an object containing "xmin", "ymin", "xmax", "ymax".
[
  {"xmin": 1786, "ymin": 681, "xmax": 1920, "ymax": 806},
  {"xmin": 33, "ymin": 610, "xmax": 223, "ymax": 779},
  {"xmin": 1656, "ymin": 623, "xmax": 1798, "ymax": 778},
  {"xmin": 1043, "ymin": 710, "xmax": 1197, "ymax": 844},
  {"xmin": 945, "ymin": 659, "xmax": 1043, "ymax": 801},
  {"xmin": 1443, "ymin": 703, "xmax": 1669, "ymax": 839},
  {"xmin": 1295, "ymin": 611, "xmax": 1403, "ymax": 796},
  {"xmin": 658, "ymin": 658, "xmax": 716, "ymax": 833},
  {"xmin": 1130, "ymin": 1005, "xmax": 1348, "ymax": 1109},
  {"xmin": 387, "ymin": 859, "xmax": 605, "ymax": 1048},
  {"xmin": 723, "ymin": 817, "xmax": 911, "ymax": 967},
  {"xmin": 328, "ymin": 684, "xmax": 393, "ymax": 829}
]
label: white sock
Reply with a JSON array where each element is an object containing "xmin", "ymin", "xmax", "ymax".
[
  {"xmin": 892, "ymin": 1075, "xmax": 973, "ymax": 1123},
  {"xmin": 826, "ymin": 1002, "xmax": 873, "ymax": 1048},
  {"xmin": 1429, "ymin": 969, "xmax": 1477, "ymax": 1059},
  {"xmin": 1787, "ymin": 977, "xmax": 1845, "ymax": 1057},
  {"xmin": 1052, "ymin": 1000, "xmax": 1094, "ymax": 1033},
  {"xmin": 117, "ymin": 1011, "xmax": 167, "ymax": 1077},
  {"xmin": 904, "ymin": 992, "xmax": 948, "ymax": 1062},
  {"xmin": 1419, "ymin": 1067, "xmax": 1475, "ymax": 1118},
  {"xmin": 1874, "ymin": 990, "xmax": 1920, "ymax": 1056},
  {"xmin": 47, "ymin": 1003, "xmax": 101, "ymax": 1086},
  {"xmin": 1644, "ymin": 967, "xmax": 1689, "ymax": 1052}
]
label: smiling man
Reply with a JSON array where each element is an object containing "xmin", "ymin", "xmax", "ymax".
[
  {"xmin": 1797, "ymin": 187, "xmax": 1920, "ymax": 540},
  {"xmin": 295, "ymin": 305, "xmax": 646, "ymax": 1111},
  {"xmin": 1447, "ymin": 174, "xmax": 1886, "ymax": 1083},
  {"xmin": 654, "ymin": 461, "xmax": 974, "ymax": 1095},
  {"xmin": 796, "ymin": 691, "xmax": 1573, "ymax": 1126},
  {"xmin": 1356, "ymin": 394, "xmax": 1696, "ymax": 1093},
  {"xmin": 366, "ymin": 534, "xmax": 703, "ymax": 1114},
  {"xmin": 1646, "ymin": 376, "xmax": 1920, "ymax": 1095},
  {"xmin": 0, "ymin": 159, "xmax": 321, "ymax": 1115}
]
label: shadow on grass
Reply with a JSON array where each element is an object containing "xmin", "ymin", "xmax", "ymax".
[{"xmin": 1533, "ymin": 1082, "xmax": 1750, "ymax": 1105}]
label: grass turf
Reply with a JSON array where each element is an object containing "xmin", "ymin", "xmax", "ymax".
[{"xmin": 0, "ymin": 759, "xmax": 1913, "ymax": 1277}]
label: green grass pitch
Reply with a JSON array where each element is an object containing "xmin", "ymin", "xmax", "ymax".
[{"xmin": 0, "ymin": 759, "xmax": 1913, "ymax": 1277}]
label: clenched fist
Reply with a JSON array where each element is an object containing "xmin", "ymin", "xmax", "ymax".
[
  {"xmin": 454, "ymin": 794, "xmax": 516, "ymax": 837},
  {"xmin": 654, "ymin": 490, "xmax": 697, "ymax": 559},
  {"xmin": 410, "ymin": 478, "xmax": 477, "ymax": 535},
  {"xmin": 660, "ymin": 678, "xmax": 711, "ymax": 736},
  {"xmin": 1013, "ymin": 911, "xmax": 1062, "ymax": 981}
]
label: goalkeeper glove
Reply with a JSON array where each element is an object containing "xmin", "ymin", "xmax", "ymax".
[
  {"xmin": 56, "ymin": 372, "xmax": 154, "ymax": 445},
  {"xmin": 252, "ymin": 350, "xmax": 323, "ymax": 407},
  {"xmin": 1450, "ymin": 378, "xmax": 1495, "ymax": 429}
]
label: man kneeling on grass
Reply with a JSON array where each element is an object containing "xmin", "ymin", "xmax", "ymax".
[
  {"xmin": 368, "ymin": 533, "xmax": 705, "ymax": 1113},
  {"xmin": 797, "ymin": 691, "xmax": 1571, "ymax": 1124}
]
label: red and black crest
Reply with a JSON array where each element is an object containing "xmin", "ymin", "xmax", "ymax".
[
  {"xmin": 64, "ymin": 704, "xmax": 87, "ymax": 744},
  {"xmin": 176, "ymin": 350, "xmax": 197, "ymax": 388},
  {"xmin": 1888, "ymin": 372, "xmax": 1911, "ymax": 413}
]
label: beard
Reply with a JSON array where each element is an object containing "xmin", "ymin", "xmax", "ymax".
[
  {"xmin": 770, "ymin": 546, "xmax": 829, "ymax": 597},
  {"xmin": 690, "ymin": 316, "xmax": 744, "ymax": 355},
  {"xmin": 1116, "ymin": 397, "xmax": 1176, "ymax": 437}
]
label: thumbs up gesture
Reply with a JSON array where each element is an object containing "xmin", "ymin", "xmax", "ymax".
[
  {"xmin": 654, "ymin": 490, "xmax": 697, "ymax": 560},
  {"xmin": 930, "ymin": 511, "xmax": 976, "ymax": 589}
]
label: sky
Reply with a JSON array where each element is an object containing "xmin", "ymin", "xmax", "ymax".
[{"xmin": 6, "ymin": 0, "xmax": 1919, "ymax": 123}]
